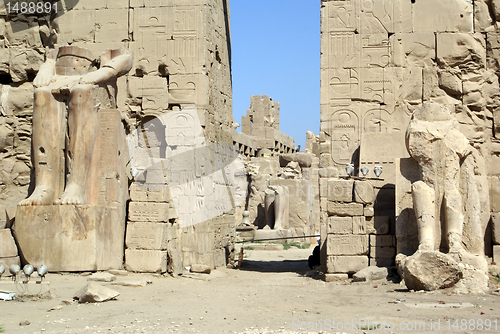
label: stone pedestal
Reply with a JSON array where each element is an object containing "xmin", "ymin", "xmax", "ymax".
[
  {"xmin": 13, "ymin": 205, "xmax": 125, "ymax": 271},
  {"xmin": 253, "ymin": 229, "xmax": 292, "ymax": 243}
]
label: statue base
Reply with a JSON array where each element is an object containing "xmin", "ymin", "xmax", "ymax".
[
  {"xmin": 13, "ymin": 205, "xmax": 125, "ymax": 271},
  {"xmin": 253, "ymin": 229, "xmax": 293, "ymax": 243}
]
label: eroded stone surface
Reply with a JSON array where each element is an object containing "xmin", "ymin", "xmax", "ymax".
[
  {"xmin": 402, "ymin": 252, "xmax": 462, "ymax": 291},
  {"xmin": 352, "ymin": 266, "xmax": 388, "ymax": 282},
  {"xmin": 74, "ymin": 282, "xmax": 119, "ymax": 303}
]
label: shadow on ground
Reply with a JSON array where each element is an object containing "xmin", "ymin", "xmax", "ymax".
[{"xmin": 238, "ymin": 259, "xmax": 310, "ymax": 274}]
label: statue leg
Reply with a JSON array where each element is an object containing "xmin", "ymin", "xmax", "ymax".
[
  {"xmin": 264, "ymin": 188, "xmax": 276, "ymax": 229},
  {"xmin": 444, "ymin": 153, "xmax": 464, "ymax": 252},
  {"xmin": 19, "ymin": 87, "xmax": 62, "ymax": 206},
  {"xmin": 273, "ymin": 186, "xmax": 289, "ymax": 230},
  {"xmin": 411, "ymin": 180, "xmax": 436, "ymax": 251},
  {"xmin": 56, "ymin": 84, "xmax": 97, "ymax": 205}
]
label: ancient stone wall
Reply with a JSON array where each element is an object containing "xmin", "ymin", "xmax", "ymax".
[
  {"xmin": 320, "ymin": 0, "xmax": 500, "ymax": 273},
  {"xmin": 239, "ymin": 95, "xmax": 295, "ymax": 156},
  {"xmin": 0, "ymin": 0, "xmax": 235, "ymax": 271}
]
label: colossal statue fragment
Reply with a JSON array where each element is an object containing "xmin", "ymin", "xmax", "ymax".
[
  {"xmin": 401, "ymin": 102, "xmax": 490, "ymax": 291},
  {"xmin": 19, "ymin": 46, "xmax": 133, "ymax": 206},
  {"xmin": 13, "ymin": 47, "xmax": 133, "ymax": 271}
]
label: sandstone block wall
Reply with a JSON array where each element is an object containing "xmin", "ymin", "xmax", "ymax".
[
  {"xmin": 239, "ymin": 95, "xmax": 295, "ymax": 156},
  {"xmin": 320, "ymin": 0, "xmax": 500, "ymax": 272},
  {"xmin": 0, "ymin": 0, "xmax": 235, "ymax": 271}
]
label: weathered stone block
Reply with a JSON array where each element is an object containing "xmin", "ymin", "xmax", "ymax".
[
  {"xmin": 494, "ymin": 245, "xmax": 500, "ymax": 264},
  {"xmin": 324, "ymin": 273, "xmax": 349, "ymax": 282},
  {"xmin": 490, "ymin": 177, "xmax": 500, "ymax": 212},
  {"xmin": 125, "ymin": 249, "xmax": 167, "ymax": 273},
  {"xmin": 320, "ymin": 198, "xmax": 328, "ymax": 211},
  {"xmin": 327, "ymin": 256, "xmax": 369, "ymax": 274},
  {"xmin": 279, "ymin": 152, "xmax": 313, "ymax": 168},
  {"xmin": 369, "ymin": 258, "xmax": 395, "ymax": 267},
  {"xmin": 364, "ymin": 206, "xmax": 374, "ymax": 217},
  {"xmin": 319, "ymin": 167, "xmax": 339, "ymax": 178},
  {"xmin": 403, "ymin": 252, "xmax": 462, "ymax": 291},
  {"xmin": 327, "ymin": 235, "xmax": 369, "ymax": 256},
  {"xmin": 319, "ymin": 178, "xmax": 328, "ymax": 197},
  {"xmin": 327, "ymin": 179, "xmax": 353, "ymax": 202},
  {"xmin": 370, "ymin": 235, "xmax": 395, "ymax": 247},
  {"xmin": 128, "ymin": 202, "xmax": 169, "ymax": 222},
  {"xmin": 14, "ymin": 205, "xmax": 125, "ymax": 271},
  {"xmin": 354, "ymin": 180, "xmax": 375, "ymax": 204},
  {"xmin": 0, "ymin": 228, "xmax": 18, "ymax": 258},
  {"xmin": 125, "ymin": 222, "xmax": 171, "ymax": 250},
  {"xmin": 413, "ymin": 0, "xmax": 473, "ymax": 34},
  {"xmin": 327, "ymin": 216, "xmax": 352, "ymax": 234},
  {"xmin": 492, "ymin": 213, "xmax": 500, "ymax": 245},
  {"xmin": 352, "ymin": 266, "xmax": 388, "ymax": 282},
  {"xmin": 370, "ymin": 246, "xmax": 396, "ymax": 259},
  {"xmin": 253, "ymin": 229, "xmax": 292, "ymax": 243},
  {"xmin": 353, "ymin": 216, "xmax": 366, "ymax": 234},
  {"xmin": 366, "ymin": 216, "xmax": 391, "ymax": 235},
  {"xmin": 327, "ymin": 202, "xmax": 363, "ymax": 216},
  {"xmin": 130, "ymin": 183, "xmax": 171, "ymax": 203},
  {"xmin": 437, "ymin": 33, "xmax": 485, "ymax": 68}
]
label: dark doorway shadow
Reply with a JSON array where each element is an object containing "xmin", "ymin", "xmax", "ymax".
[{"xmin": 239, "ymin": 259, "xmax": 310, "ymax": 275}]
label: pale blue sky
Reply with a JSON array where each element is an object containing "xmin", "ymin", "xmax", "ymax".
[{"xmin": 230, "ymin": 0, "xmax": 321, "ymax": 149}]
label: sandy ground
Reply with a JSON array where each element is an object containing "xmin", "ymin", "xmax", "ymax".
[{"xmin": 1, "ymin": 245, "xmax": 499, "ymax": 334}]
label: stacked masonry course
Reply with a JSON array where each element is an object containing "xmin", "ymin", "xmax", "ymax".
[
  {"xmin": 320, "ymin": 0, "xmax": 500, "ymax": 273},
  {"xmin": 233, "ymin": 95, "xmax": 296, "ymax": 158},
  {"xmin": 0, "ymin": 0, "xmax": 235, "ymax": 272}
]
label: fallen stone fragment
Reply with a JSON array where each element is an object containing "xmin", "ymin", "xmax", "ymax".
[
  {"xmin": 404, "ymin": 302, "xmax": 474, "ymax": 309},
  {"xmin": 108, "ymin": 269, "xmax": 128, "ymax": 276},
  {"xmin": 352, "ymin": 266, "xmax": 389, "ymax": 282},
  {"xmin": 87, "ymin": 272, "xmax": 116, "ymax": 282},
  {"xmin": 19, "ymin": 320, "xmax": 30, "ymax": 326},
  {"xmin": 111, "ymin": 280, "xmax": 148, "ymax": 287},
  {"xmin": 61, "ymin": 300, "xmax": 76, "ymax": 305},
  {"xmin": 167, "ymin": 249, "xmax": 183, "ymax": 277},
  {"xmin": 453, "ymin": 265, "xmax": 489, "ymax": 294},
  {"xmin": 190, "ymin": 264, "xmax": 211, "ymax": 274},
  {"xmin": 74, "ymin": 282, "xmax": 119, "ymax": 303},
  {"xmin": 403, "ymin": 251, "xmax": 462, "ymax": 291},
  {"xmin": 48, "ymin": 305, "xmax": 62, "ymax": 311}
]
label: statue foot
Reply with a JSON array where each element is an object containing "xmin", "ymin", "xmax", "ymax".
[
  {"xmin": 54, "ymin": 184, "xmax": 85, "ymax": 205},
  {"xmin": 448, "ymin": 248, "xmax": 488, "ymax": 273},
  {"xmin": 19, "ymin": 187, "xmax": 55, "ymax": 206}
]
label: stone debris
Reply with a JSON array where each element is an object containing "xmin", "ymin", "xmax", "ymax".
[
  {"xmin": 108, "ymin": 269, "xmax": 128, "ymax": 276},
  {"xmin": 87, "ymin": 272, "xmax": 116, "ymax": 282},
  {"xmin": 190, "ymin": 264, "xmax": 211, "ymax": 274},
  {"xmin": 111, "ymin": 280, "xmax": 149, "ymax": 288},
  {"xmin": 404, "ymin": 302, "xmax": 474, "ymax": 309},
  {"xmin": 324, "ymin": 273, "xmax": 349, "ymax": 282},
  {"xmin": 74, "ymin": 282, "xmax": 119, "ymax": 303},
  {"xmin": 453, "ymin": 264, "xmax": 489, "ymax": 294},
  {"xmin": 402, "ymin": 252, "xmax": 462, "ymax": 291},
  {"xmin": 48, "ymin": 305, "xmax": 62, "ymax": 311},
  {"xmin": 167, "ymin": 248, "xmax": 183, "ymax": 277},
  {"xmin": 352, "ymin": 266, "xmax": 389, "ymax": 282}
]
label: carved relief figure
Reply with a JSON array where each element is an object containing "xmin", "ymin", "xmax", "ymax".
[{"xmin": 19, "ymin": 46, "xmax": 133, "ymax": 206}]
